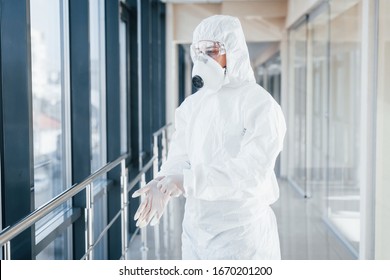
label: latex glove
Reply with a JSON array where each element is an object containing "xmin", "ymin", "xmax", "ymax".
[
  {"xmin": 132, "ymin": 179, "xmax": 170, "ymax": 227},
  {"xmin": 156, "ymin": 174, "xmax": 185, "ymax": 197}
]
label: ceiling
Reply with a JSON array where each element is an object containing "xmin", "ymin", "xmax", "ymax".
[{"xmin": 170, "ymin": 0, "xmax": 288, "ymax": 43}]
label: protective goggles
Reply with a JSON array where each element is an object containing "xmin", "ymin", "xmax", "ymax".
[{"xmin": 191, "ymin": 40, "xmax": 226, "ymax": 59}]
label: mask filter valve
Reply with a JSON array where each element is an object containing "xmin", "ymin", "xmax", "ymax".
[
  {"xmin": 191, "ymin": 54, "xmax": 225, "ymax": 92},
  {"xmin": 192, "ymin": 75, "xmax": 204, "ymax": 89}
]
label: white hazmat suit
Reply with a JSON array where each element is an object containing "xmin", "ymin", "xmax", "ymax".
[{"xmin": 150, "ymin": 15, "xmax": 285, "ymax": 259}]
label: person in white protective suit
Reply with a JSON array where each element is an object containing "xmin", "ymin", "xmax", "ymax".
[{"xmin": 132, "ymin": 15, "xmax": 286, "ymax": 260}]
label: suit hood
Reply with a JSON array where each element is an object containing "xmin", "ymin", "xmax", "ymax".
[{"xmin": 191, "ymin": 15, "xmax": 256, "ymax": 86}]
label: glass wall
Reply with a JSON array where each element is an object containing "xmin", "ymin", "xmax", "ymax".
[
  {"xmin": 327, "ymin": 0, "xmax": 362, "ymax": 255},
  {"xmin": 376, "ymin": 0, "xmax": 390, "ymax": 260},
  {"xmin": 288, "ymin": 0, "xmax": 363, "ymax": 257},
  {"xmin": 307, "ymin": 3, "xmax": 330, "ymax": 211},
  {"xmin": 288, "ymin": 19, "xmax": 308, "ymax": 196}
]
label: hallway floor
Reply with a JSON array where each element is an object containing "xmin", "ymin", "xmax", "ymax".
[
  {"xmin": 272, "ymin": 179, "xmax": 356, "ymax": 260},
  {"xmin": 126, "ymin": 179, "xmax": 356, "ymax": 260}
]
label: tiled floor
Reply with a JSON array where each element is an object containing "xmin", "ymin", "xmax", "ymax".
[{"xmin": 127, "ymin": 179, "xmax": 356, "ymax": 260}]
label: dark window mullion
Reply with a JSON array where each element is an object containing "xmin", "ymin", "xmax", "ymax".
[
  {"xmin": 105, "ymin": 0, "xmax": 121, "ymax": 260},
  {"xmin": 68, "ymin": 0, "xmax": 91, "ymax": 260},
  {"xmin": 0, "ymin": 0, "xmax": 33, "ymax": 259}
]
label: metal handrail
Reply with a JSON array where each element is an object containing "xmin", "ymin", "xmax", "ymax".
[{"xmin": 0, "ymin": 153, "xmax": 129, "ymax": 247}]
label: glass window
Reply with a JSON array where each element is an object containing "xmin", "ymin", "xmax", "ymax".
[
  {"xmin": 30, "ymin": 0, "xmax": 71, "ymax": 260},
  {"xmin": 90, "ymin": 0, "xmax": 107, "ymax": 173},
  {"xmin": 31, "ymin": 0, "xmax": 68, "ymax": 209}
]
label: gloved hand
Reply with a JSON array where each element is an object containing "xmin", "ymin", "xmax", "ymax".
[
  {"xmin": 132, "ymin": 178, "xmax": 170, "ymax": 227},
  {"xmin": 132, "ymin": 174, "xmax": 185, "ymax": 227},
  {"xmin": 156, "ymin": 174, "xmax": 184, "ymax": 198}
]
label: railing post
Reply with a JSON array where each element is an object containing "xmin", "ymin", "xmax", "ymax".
[
  {"xmin": 162, "ymin": 129, "xmax": 168, "ymax": 163},
  {"xmin": 163, "ymin": 205, "xmax": 169, "ymax": 259},
  {"xmin": 120, "ymin": 160, "xmax": 129, "ymax": 259},
  {"xmin": 3, "ymin": 241, "xmax": 11, "ymax": 260},
  {"xmin": 162, "ymin": 127, "xmax": 170, "ymax": 259},
  {"xmin": 85, "ymin": 183, "xmax": 94, "ymax": 260},
  {"xmin": 152, "ymin": 134, "xmax": 161, "ymax": 259},
  {"xmin": 154, "ymin": 224, "xmax": 161, "ymax": 260},
  {"xmin": 153, "ymin": 135, "xmax": 159, "ymax": 176},
  {"xmin": 140, "ymin": 173, "xmax": 148, "ymax": 260}
]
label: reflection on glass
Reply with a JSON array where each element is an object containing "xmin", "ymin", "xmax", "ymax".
[
  {"xmin": 31, "ymin": 0, "xmax": 64, "ymax": 209},
  {"xmin": 90, "ymin": 0, "xmax": 106, "ymax": 173},
  {"xmin": 328, "ymin": 0, "xmax": 362, "ymax": 253}
]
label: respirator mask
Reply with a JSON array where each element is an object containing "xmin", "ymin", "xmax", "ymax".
[{"xmin": 191, "ymin": 40, "xmax": 226, "ymax": 92}]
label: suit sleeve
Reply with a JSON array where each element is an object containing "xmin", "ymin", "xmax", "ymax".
[{"xmin": 157, "ymin": 99, "xmax": 191, "ymax": 181}]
